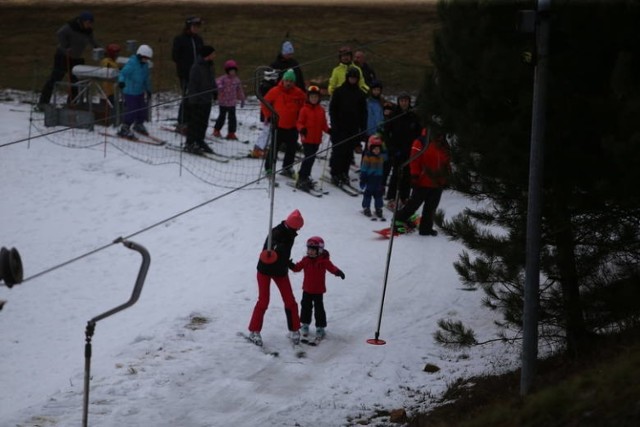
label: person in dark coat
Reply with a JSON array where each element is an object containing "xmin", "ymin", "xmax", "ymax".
[
  {"xmin": 270, "ymin": 40, "xmax": 305, "ymax": 91},
  {"xmin": 248, "ymin": 210, "xmax": 305, "ymax": 346},
  {"xmin": 328, "ymin": 66, "xmax": 368, "ymax": 185},
  {"xmin": 172, "ymin": 16, "xmax": 205, "ymax": 131},
  {"xmin": 385, "ymin": 93, "xmax": 422, "ymax": 210},
  {"xmin": 290, "ymin": 236, "xmax": 345, "ymax": 340},
  {"xmin": 38, "ymin": 11, "xmax": 99, "ymax": 107},
  {"xmin": 184, "ymin": 45, "xmax": 217, "ymax": 154}
]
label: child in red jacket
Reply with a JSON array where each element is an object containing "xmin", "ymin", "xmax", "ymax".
[
  {"xmin": 295, "ymin": 85, "xmax": 330, "ymax": 191},
  {"xmin": 290, "ymin": 236, "xmax": 345, "ymax": 341}
]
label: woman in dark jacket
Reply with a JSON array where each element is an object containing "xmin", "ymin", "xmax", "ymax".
[{"xmin": 248, "ymin": 210, "xmax": 304, "ymax": 347}]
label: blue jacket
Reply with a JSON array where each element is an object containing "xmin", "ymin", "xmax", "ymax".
[
  {"xmin": 360, "ymin": 149, "xmax": 386, "ymax": 191},
  {"xmin": 118, "ymin": 54, "xmax": 152, "ymax": 96}
]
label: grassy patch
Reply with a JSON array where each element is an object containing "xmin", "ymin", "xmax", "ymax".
[{"xmin": 0, "ymin": 2, "xmax": 437, "ymax": 94}]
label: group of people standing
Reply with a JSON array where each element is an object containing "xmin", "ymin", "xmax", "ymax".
[{"xmin": 36, "ymin": 11, "xmax": 452, "ymax": 347}]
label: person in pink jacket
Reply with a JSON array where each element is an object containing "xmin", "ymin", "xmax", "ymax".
[
  {"xmin": 290, "ymin": 236, "xmax": 345, "ymax": 340},
  {"xmin": 261, "ymin": 69, "xmax": 306, "ymax": 176},
  {"xmin": 295, "ymin": 85, "xmax": 330, "ymax": 191},
  {"xmin": 212, "ymin": 59, "xmax": 246, "ymax": 140}
]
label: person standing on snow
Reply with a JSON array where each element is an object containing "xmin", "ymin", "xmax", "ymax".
[
  {"xmin": 327, "ymin": 45, "xmax": 368, "ymax": 95},
  {"xmin": 117, "ymin": 44, "xmax": 153, "ymax": 139},
  {"xmin": 212, "ymin": 59, "xmax": 245, "ymax": 141},
  {"xmin": 385, "ymin": 92, "xmax": 421, "ymax": 211},
  {"xmin": 172, "ymin": 16, "xmax": 205, "ymax": 133},
  {"xmin": 359, "ymin": 134, "xmax": 387, "ymax": 220},
  {"xmin": 270, "ymin": 40, "xmax": 305, "ymax": 91},
  {"xmin": 248, "ymin": 210, "xmax": 305, "ymax": 346},
  {"xmin": 38, "ymin": 11, "xmax": 100, "ymax": 109},
  {"xmin": 328, "ymin": 66, "xmax": 367, "ymax": 185},
  {"xmin": 184, "ymin": 45, "xmax": 217, "ymax": 154},
  {"xmin": 394, "ymin": 125, "xmax": 451, "ymax": 236},
  {"xmin": 290, "ymin": 236, "xmax": 345, "ymax": 341},
  {"xmin": 261, "ymin": 69, "xmax": 306, "ymax": 177},
  {"xmin": 295, "ymin": 85, "xmax": 330, "ymax": 191}
]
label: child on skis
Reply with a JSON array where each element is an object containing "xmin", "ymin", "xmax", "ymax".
[
  {"xmin": 290, "ymin": 236, "xmax": 345, "ymax": 341},
  {"xmin": 295, "ymin": 85, "xmax": 330, "ymax": 191},
  {"xmin": 117, "ymin": 44, "xmax": 153, "ymax": 139},
  {"xmin": 360, "ymin": 134, "xmax": 387, "ymax": 219},
  {"xmin": 212, "ymin": 59, "xmax": 246, "ymax": 140}
]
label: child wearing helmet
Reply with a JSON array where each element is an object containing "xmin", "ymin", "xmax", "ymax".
[
  {"xmin": 295, "ymin": 85, "xmax": 330, "ymax": 191},
  {"xmin": 117, "ymin": 44, "xmax": 153, "ymax": 139},
  {"xmin": 211, "ymin": 59, "xmax": 245, "ymax": 140},
  {"xmin": 290, "ymin": 236, "xmax": 345, "ymax": 341},
  {"xmin": 360, "ymin": 134, "xmax": 387, "ymax": 219}
]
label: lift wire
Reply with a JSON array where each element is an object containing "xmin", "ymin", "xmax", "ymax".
[{"xmin": 18, "ymin": 106, "xmax": 413, "ymax": 285}]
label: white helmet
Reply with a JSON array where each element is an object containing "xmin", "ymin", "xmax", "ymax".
[{"xmin": 136, "ymin": 44, "xmax": 153, "ymax": 59}]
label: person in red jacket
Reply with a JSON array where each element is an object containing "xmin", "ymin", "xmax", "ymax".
[
  {"xmin": 290, "ymin": 236, "xmax": 345, "ymax": 340},
  {"xmin": 261, "ymin": 69, "xmax": 306, "ymax": 177},
  {"xmin": 295, "ymin": 85, "xmax": 330, "ymax": 191},
  {"xmin": 394, "ymin": 125, "xmax": 451, "ymax": 236}
]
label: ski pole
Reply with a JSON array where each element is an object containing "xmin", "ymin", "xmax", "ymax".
[
  {"xmin": 368, "ymin": 124, "xmax": 432, "ymax": 345},
  {"xmin": 254, "ymin": 66, "xmax": 280, "ymax": 263}
]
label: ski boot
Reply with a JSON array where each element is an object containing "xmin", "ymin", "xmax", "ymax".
[{"xmin": 248, "ymin": 331, "xmax": 263, "ymax": 346}]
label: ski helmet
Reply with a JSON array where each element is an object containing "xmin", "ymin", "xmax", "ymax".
[
  {"xmin": 306, "ymin": 236, "xmax": 325, "ymax": 254},
  {"xmin": 224, "ymin": 59, "xmax": 238, "ymax": 72},
  {"xmin": 106, "ymin": 43, "xmax": 121, "ymax": 59},
  {"xmin": 307, "ymin": 85, "xmax": 321, "ymax": 95},
  {"xmin": 370, "ymin": 80, "xmax": 383, "ymax": 90},
  {"xmin": 368, "ymin": 134, "xmax": 383, "ymax": 148},
  {"xmin": 338, "ymin": 45, "xmax": 352, "ymax": 57},
  {"xmin": 397, "ymin": 92, "xmax": 411, "ymax": 103},
  {"xmin": 136, "ymin": 44, "xmax": 153, "ymax": 59}
]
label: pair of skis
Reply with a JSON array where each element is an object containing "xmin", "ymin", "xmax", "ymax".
[
  {"xmin": 373, "ymin": 215, "xmax": 422, "ymax": 238},
  {"xmin": 165, "ymin": 143, "xmax": 230, "ymax": 163},
  {"xmin": 319, "ymin": 175, "xmax": 360, "ymax": 197},
  {"xmin": 99, "ymin": 130, "xmax": 166, "ymax": 146},
  {"xmin": 237, "ymin": 332, "xmax": 306, "ymax": 358},
  {"xmin": 285, "ymin": 181, "xmax": 328, "ymax": 198}
]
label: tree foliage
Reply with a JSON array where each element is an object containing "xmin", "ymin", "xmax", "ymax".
[{"xmin": 423, "ymin": 0, "xmax": 640, "ymax": 356}]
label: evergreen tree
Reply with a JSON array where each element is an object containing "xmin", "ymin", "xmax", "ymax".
[{"xmin": 424, "ymin": 0, "xmax": 640, "ymax": 356}]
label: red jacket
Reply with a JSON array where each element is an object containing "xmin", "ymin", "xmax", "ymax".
[
  {"xmin": 291, "ymin": 251, "xmax": 340, "ymax": 294},
  {"xmin": 297, "ymin": 101, "xmax": 330, "ymax": 144},
  {"xmin": 409, "ymin": 133, "xmax": 451, "ymax": 188},
  {"xmin": 261, "ymin": 80, "xmax": 306, "ymax": 130}
]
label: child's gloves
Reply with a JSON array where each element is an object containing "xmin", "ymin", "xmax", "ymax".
[
  {"xmin": 335, "ymin": 269, "xmax": 345, "ymax": 280},
  {"xmin": 299, "ymin": 128, "xmax": 307, "ymax": 137},
  {"xmin": 240, "ymin": 100, "xmax": 245, "ymax": 108},
  {"xmin": 288, "ymin": 259, "xmax": 295, "ymax": 270}
]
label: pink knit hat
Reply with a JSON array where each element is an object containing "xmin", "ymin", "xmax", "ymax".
[{"xmin": 285, "ymin": 209, "xmax": 304, "ymax": 230}]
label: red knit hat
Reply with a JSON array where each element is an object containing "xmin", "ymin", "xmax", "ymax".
[{"xmin": 285, "ymin": 209, "xmax": 304, "ymax": 230}]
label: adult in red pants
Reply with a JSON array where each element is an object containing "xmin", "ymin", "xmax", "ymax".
[{"xmin": 248, "ymin": 210, "xmax": 304, "ymax": 346}]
